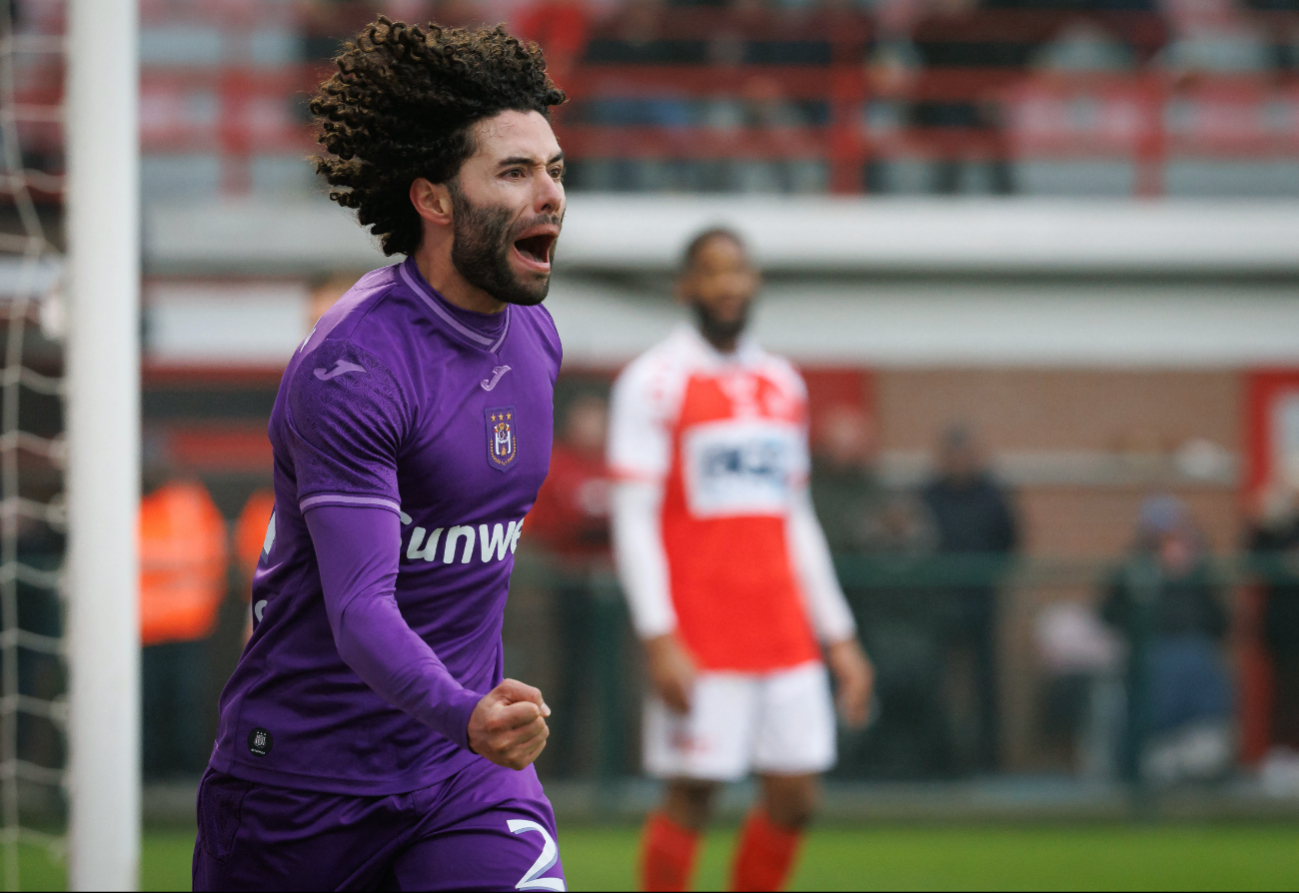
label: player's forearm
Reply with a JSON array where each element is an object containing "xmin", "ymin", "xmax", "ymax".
[
  {"xmin": 334, "ymin": 596, "xmax": 481, "ymax": 750},
  {"xmin": 788, "ymin": 486, "xmax": 857, "ymax": 643},
  {"xmin": 611, "ymin": 480, "xmax": 677, "ymax": 639},
  {"xmin": 306, "ymin": 504, "xmax": 480, "ymax": 750}
]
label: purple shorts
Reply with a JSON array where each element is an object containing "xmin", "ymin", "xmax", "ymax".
[{"xmin": 192, "ymin": 759, "xmax": 565, "ymax": 891}]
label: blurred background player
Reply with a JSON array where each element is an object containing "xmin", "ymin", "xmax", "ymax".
[{"xmin": 609, "ymin": 228, "xmax": 875, "ymax": 893}]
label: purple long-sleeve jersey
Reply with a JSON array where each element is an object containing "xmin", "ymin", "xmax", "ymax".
[{"xmin": 208, "ymin": 257, "xmax": 560, "ymax": 795}]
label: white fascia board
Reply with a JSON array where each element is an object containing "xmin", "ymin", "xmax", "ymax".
[
  {"xmin": 548, "ymin": 279, "xmax": 1299, "ymax": 368},
  {"xmin": 754, "ymin": 282, "xmax": 1299, "ymax": 367},
  {"xmin": 145, "ymin": 199, "xmax": 390, "ymax": 274},
  {"xmin": 145, "ymin": 197, "xmax": 1299, "ymax": 276},
  {"xmin": 558, "ymin": 196, "xmax": 1299, "ymax": 275}
]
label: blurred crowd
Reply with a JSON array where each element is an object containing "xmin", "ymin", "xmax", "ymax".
[
  {"xmin": 500, "ymin": 0, "xmax": 1299, "ymax": 193},
  {"xmin": 496, "ymin": 387, "xmax": 1299, "ymax": 789},
  {"xmin": 7, "ymin": 0, "xmax": 1297, "ymax": 200},
  {"xmin": 427, "ymin": 0, "xmax": 1299, "ymax": 193},
  {"xmin": 96, "ymin": 0, "xmax": 1299, "ymax": 200},
  {"xmin": 354, "ymin": 0, "xmax": 1299, "ymax": 78}
]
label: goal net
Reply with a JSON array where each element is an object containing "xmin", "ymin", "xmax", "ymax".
[
  {"xmin": 0, "ymin": 1, "xmax": 141, "ymax": 889},
  {"xmin": 0, "ymin": 1, "xmax": 70, "ymax": 889}
]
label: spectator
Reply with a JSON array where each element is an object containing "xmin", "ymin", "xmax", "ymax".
[
  {"xmin": 1157, "ymin": 0, "xmax": 1271, "ymax": 73},
  {"xmin": 809, "ymin": 405, "xmax": 939, "ymax": 778},
  {"xmin": 527, "ymin": 392, "xmax": 613, "ymax": 564},
  {"xmin": 863, "ymin": 0, "xmax": 1050, "ymax": 193},
  {"xmin": 139, "ymin": 470, "xmax": 229, "ymax": 778},
  {"xmin": 1250, "ymin": 471, "xmax": 1299, "ymax": 795},
  {"xmin": 863, "ymin": 1, "xmax": 926, "ymax": 190},
  {"xmin": 1031, "ymin": 18, "xmax": 1139, "ymax": 72},
  {"xmin": 1102, "ymin": 495, "xmax": 1234, "ymax": 785},
  {"xmin": 907, "ymin": 0, "xmax": 1025, "ymax": 194},
  {"xmin": 524, "ymin": 392, "xmax": 614, "ymax": 776},
  {"xmin": 1034, "ymin": 600, "xmax": 1124, "ymax": 778},
  {"xmin": 233, "ymin": 489, "xmax": 276, "ymax": 618},
  {"xmin": 732, "ymin": 73, "xmax": 824, "ymax": 192},
  {"xmin": 584, "ymin": 0, "xmax": 704, "ymax": 66},
  {"xmin": 839, "ymin": 488, "xmax": 951, "ymax": 779},
  {"xmin": 578, "ymin": 0, "xmax": 700, "ymax": 190},
  {"xmin": 810, "ymin": 404, "xmax": 887, "ymax": 555},
  {"xmin": 920, "ymin": 424, "xmax": 1018, "ymax": 773},
  {"xmin": 1243, "ymin": 0, "xmax": 1299, "ymax": 71}
]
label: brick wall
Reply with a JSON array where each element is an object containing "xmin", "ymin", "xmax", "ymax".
[{"xmin": 870, "ymin": 367, "xmax": 1243, "ymax": 770}]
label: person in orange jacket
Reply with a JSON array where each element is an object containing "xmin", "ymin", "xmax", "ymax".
[
  {"xmin": 139, "ymin": 475, "xmax": 229, "ymax": 777},
  {"xmin": 233, "ymin": 488, "xmax": 276, "ymax": 636}
]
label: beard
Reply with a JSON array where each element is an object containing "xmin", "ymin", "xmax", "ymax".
[
  {"xmin": 691, "ymin": 299, "xmax": 749, "ymax": 345},
  {"xmin": 448, "ymin": 183, "xmax": 558, "ymax": 307}
]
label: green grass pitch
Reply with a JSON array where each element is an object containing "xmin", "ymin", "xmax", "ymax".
[{"xmin": 3, "ymin": 823, "xmax": 1298, "ymax": 890}]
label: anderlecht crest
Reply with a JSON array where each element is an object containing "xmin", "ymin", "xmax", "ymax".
[{"xmin": 486, "ymin": 406, "xmax": 518, "ymax": 471}]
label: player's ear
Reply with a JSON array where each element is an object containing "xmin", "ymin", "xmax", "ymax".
[{"xmin": 410, "ymin": 177, "xmax": 454, "ymax": 228}]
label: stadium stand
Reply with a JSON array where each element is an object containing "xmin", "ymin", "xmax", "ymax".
[{"xmin": 130, "ymin": 0, "xmax": 1299, "ymax": 200}]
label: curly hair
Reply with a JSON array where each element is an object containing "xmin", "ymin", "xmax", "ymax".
[{"xmin": 310, "ymin": 17, "xmax": 566, "ymax": 257}]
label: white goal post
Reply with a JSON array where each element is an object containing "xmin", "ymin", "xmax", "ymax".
[{"xmin": 65, "ymin": 1, "xmax": 140, "ymax": 890}]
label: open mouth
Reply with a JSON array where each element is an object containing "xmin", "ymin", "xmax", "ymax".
[{"xmin": 513, "ymin": 232, "xmax": 556, "ymax": 270}]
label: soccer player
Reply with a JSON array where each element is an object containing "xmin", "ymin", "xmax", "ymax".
[
  {"xmin": 609, "ymin": 228, "xmax": 875, "ymax": 892},
  {"xmin": 193, "ymin": 18, "xmax": 569, "ymax": 891}
]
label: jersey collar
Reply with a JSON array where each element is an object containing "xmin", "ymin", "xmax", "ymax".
[{"xmin": 399, "ymin": 257, "xmax": 512, "ymax": 354}]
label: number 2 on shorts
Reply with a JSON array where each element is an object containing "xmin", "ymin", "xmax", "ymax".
[{"xmin": 507, "ymin": 819, "xmax": 565, "ymax": 892}]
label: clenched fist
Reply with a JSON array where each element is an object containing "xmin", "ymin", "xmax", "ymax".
[{"xmin": 467, "ymin": 678, "xmax": 551, "ymax": 770}]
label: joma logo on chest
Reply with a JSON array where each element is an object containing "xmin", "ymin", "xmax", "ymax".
[{"xmin": 405, "ymin": 520, "xmax": 523, "ymax": 565}]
